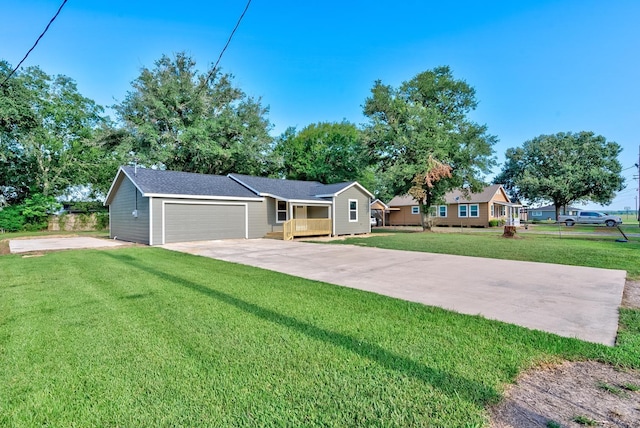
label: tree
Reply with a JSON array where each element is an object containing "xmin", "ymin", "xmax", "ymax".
[
  {"xmin": 363, "ymin": 66, "xmax": 496, "ymax": 230},
  {"xmin": 274, "ymin": 121, "xmax": 372, "ymax": 185},
  {"xmin": 494, "ymin": 131, "xmax": 625, "ymax": 219},
  {"xmin": 114, "ymin": 52, "xmax": 275, "ymax": 176},
  {"xmin": 0, "ymin": 61, "xmax": 109, "ymax": 203}
]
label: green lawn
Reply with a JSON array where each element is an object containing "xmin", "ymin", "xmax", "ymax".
[
  {"xmin": 0, "ymin": 247, "xmax": 638, "ymax": 427},
  {"xmin": 337, "ymin": 231, "xmax": 640, "ymax": 279},
  {"xmin": 524, "ymin": 222, "xmax": 638, "ymax": 234}
]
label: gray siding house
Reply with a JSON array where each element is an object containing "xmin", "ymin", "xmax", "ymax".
[
  {"xmin": 528, "ymin": 204, "xmax": 579, "ymax": 221},
  {"xmin": 105, "ymin": 166, "xmax": 373, "ymax": 245}
]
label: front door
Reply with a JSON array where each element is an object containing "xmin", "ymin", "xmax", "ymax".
[
  {"xmin": 294, "ymin": 206, "xmax": 307, "ymax": 231},
  {"xmin": 294, "ymin": 205, "xmax": 307, "ymax": 219}
]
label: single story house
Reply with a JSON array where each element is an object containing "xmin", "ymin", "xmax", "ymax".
[
  {"xmin": 528, "ymin": 204, "xmax": 579, "ymax": 221},
  {"xmin": 104, "ymin": 166, "xmax": 373, "ymax": 245},
  {"xmin": 370, "ymin": 199, "xmax": 390, "ymax": 226},
  {"xmin": 387, "ymin": 184, "xmax": 522, "ymax": 227}
]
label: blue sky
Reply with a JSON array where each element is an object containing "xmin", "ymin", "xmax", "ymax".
[{"xmin": 3, "ymin": 0, "xmax": 639, "ymax": 210}]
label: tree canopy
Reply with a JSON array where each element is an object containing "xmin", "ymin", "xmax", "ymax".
[
  {"xmin": 274, "ymin": 121, "xmax": 373, "ymax": 186},
  {"xmin": 114, "ymin": 52, "xmax": 275, "ymax": 176},
  {"xmin": 0, "ymin": 61, "xmax": 110, "ymax": 203},
  {"xmin": 494, "ymin": 131, "xmax": 625, "ymax": 218},
  {"xmin": 363, "ymin": 66, "xmax": 496, "ymax": 229}
]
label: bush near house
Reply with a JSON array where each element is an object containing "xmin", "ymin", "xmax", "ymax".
[
  {"xmin": 0, "ymin": 205, "xmax": 25, "ymax": 232},
  {"xmin": 0, "ymin": 194, "xmax": 60, "ymax": 232}
]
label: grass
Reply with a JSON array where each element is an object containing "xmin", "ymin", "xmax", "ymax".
[
  {"xmin": 596, "ymin": 381, "xmax": 627, "ymax": 397},
  {"xmin": 1, "ymin": 247, "xmax": 638, "ymax": 427},
  {"xmin": 525, "ymin": 222, "xmax": 638, "ymax": 234},
  {"xmin": 572, "ymin": 415, "xmax": 598, "ymax": 425},
  {"xmin": 332, "ymin": 231, "xmax": 640, "ymax": 279}
]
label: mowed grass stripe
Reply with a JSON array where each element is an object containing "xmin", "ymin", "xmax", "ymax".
[{"xmin": 0, "ymin": 247, "xmax": 637, "ymax": 427}]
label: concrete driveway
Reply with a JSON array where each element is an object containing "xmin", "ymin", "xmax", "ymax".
[
  {"xmin": 9, "ymin": 237, "xmax": 125, "ymax": 253},
  {"xmin": 162, "ymin": 239, "xmax": 627, "ymax": 346}
]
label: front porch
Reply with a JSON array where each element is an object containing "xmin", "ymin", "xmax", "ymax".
[
  {"xmin": 493, "ymin": 201, "xmax": 522, "ymax": 226},
  {"xmin": 266, "ymin": 201, "xmax": 333, "ymax": 240},
  {"xmin": 283, "ymin": 218, "xmax": 332, "ymax": 240}
]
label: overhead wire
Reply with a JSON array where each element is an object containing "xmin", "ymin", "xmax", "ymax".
[
  {"xmin": 199, "ymin": 0, "xmax": 252, "ymax": 92},
  {"xmin": 0, "ymin": 0, "xmax": 69, "ymax": 89}
]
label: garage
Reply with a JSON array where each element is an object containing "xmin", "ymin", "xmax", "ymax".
[{"xmin": 163, "ymin": 202, "xmax": 247, "ymax": 244}]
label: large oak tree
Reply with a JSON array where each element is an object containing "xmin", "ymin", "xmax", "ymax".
[
  {"xmin": 494, "ymin": 131, "xmax": 625, "ymax": 219},
  {"xmin": 0, "ymin": 61, "xmax": 111, "ymax": 203},
  {"xmin": 114, "ymin": 52, "xmax": 275, "ymax": 176},
  {"xmin": 363, "ymin": 66, "xmax": 496, "ymax": 230}
]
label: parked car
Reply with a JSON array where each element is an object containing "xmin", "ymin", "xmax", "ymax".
[
  {"xmin": 557, "ymin": 211, "xmax": 622, "ymax": 227},
  {"xmin": 370, "ymin": 216, "xmax": 377, "ymax": 227}
]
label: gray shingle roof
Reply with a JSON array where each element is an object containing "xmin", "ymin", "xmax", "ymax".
[
  {"xmin": 229, "ymin": 174, "xmax": 353, "ymax": 201},
  {"xmin": 121, "ymin": 166, "xmax": 259, "ymax": 198}
]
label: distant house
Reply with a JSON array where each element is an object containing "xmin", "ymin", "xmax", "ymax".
[
  {"xmin": 387, "ymin": 184, "xmax": 522, "ymax": 227},
  {"xmin": 528, "ymin": 204, "xmax": 579, "ymax": 222},
  {"xmin": 104, "ymin": 166, "xmax": 373, "ymax": 245},
  {"xmin": 370, "ymin": 199, "xmax": 390, "ymax": 226}
]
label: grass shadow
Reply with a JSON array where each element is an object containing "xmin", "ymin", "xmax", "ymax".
[{"xmin": 101, "ymin": 250, "xmax": 500, "ymax": 407}]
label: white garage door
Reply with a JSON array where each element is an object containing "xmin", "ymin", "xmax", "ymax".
[{"xmin": 164, "ymin": 203, "xmax": 246, "ymax": 244}]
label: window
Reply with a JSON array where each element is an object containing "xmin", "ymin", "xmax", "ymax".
[
  {"xmin": 276, "ymin": 200, "xmax": 287, "ymax": 223},
  {"xmin": 531, "ymin": 211, "xmax": 542, "ymax": 217},
  {"xmin": 348, "ymin": 199, "xmax": 358, "ymax": 222},
  {"xmin": 411, "ymin": 206, "xmax": 420, "ymax": 215},
  {"xmin": 490, "ymin": 203, "xmax": 494, "ymax": 217},
  {"xmin": 438, "ymin": 205, "xmax": 447, "ymax": 217},
  {"xmin": 469, "ymin": 204, "xmax": 479, "ymax": 217},
  {"xmin": 458, "ymin": 204, "xmax": 467, "ymax": 217}
]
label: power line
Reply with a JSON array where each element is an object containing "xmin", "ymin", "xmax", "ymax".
[
  {"xmin": 0, "ymin": 0, "xmax": 69, "ymax": 89},
  {"xmin": 200, "ymin": 0, "xmax": 252, "ymax": 90}
]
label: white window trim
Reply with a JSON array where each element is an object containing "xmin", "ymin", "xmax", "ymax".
[
  {"xmin": 469, "ymin": 204, "xmax": 479, "ymax": 218},
  {"xmin": 276, "ymin": 200, "xmax": 287, "ymax": 223},
  {"xmin": 458, "ymin": 204, "xmax": 468, "ymax": 218},
  {"xmin": 348, "ymin": 199, "xmax": 358, "ymax": 222},
  {"xmin": 438, "ymin": 205, "xmax": 447, "ymax": 217},
  {"xmin": 411, "ymin": 206, "xmax": 420, "ymax": 215},
  {"xmin": 490, "ymin": 203, "xmax": 494, "ymax": 218}
]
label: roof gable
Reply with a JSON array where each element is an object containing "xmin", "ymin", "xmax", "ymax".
[
  {"xmin": 105, "ymin": 167, "xmax": 374, "ymax": 205},
  {"xmin": 229, "ymin": 174, "xmax": 328, "ymax": 201},
  {"xmin": 105, "ymin": 166, "xmax": 261, "ymax": 204},
  {"xmin": 444, "ymin": 184, "xmax": 509, "ymax": 204},
  {"xmin": 229, "ymin": 174, "xmax": 373, "ymax": 201},
  {"xmin": 387, "ymin": 185, "xmax": 510, "ymax": 207}
]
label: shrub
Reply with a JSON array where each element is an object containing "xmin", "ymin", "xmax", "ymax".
[
  {"xmin": 0, "ymin": 206, "xmax": 25, "ymax": 232},
  {"xmin": 22, "ymin": 194, "xmax": 61, "ymax": 227},
  {"xmin": 488, "ymin": 219, "xmax": 500, "ymax": 227},
  {"xmin": 95, "ymin": 212, "xmax": 110, "ymax": 230}
]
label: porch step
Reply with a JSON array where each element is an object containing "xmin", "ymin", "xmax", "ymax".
[{"xmin": 264, "ymin": 231, "xmax": 284, "ymax": 240}]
